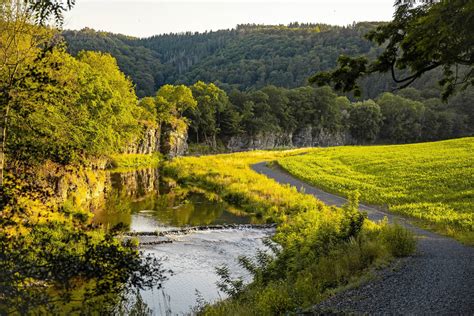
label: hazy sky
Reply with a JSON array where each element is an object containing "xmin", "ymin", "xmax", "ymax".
[{"xmin": 63, "ymin": 0, "xmax": 397, "ymax": 38}]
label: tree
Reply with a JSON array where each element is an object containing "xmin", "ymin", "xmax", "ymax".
[
  {"xmin": 261, "ymin": 85, "xmax": 295, "ymax": 132},
  {"xmin": 6, "ymin": 49, "xmax": 141, "ymax": 164},
  {"xmin": 377, "ymin": 92, "xmax": 425, "ymax": 143},
  {"xmin": 310, "ymin": 0, "xmax": 474, "ymax": 100},
  {"xmin": 187, "ymin": 81, "xmax": 230, "ymax": 146},
  {"xmin": 0, "ymin": 1, "xmax": 55, "ymax": 185},
  {"xmin": 155, "ymin": 84, "xmax": 197, "ymax": 119},
  {"xmin": 0, "ymin": 0, "xmax": 76, "ymax": 185},
  {"xmin": 348, "ymin": 100, "xmax": 382, "ymax": 143}
]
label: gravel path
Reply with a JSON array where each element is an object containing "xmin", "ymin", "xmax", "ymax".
[{"xmin": 252, "ymin": 162, "xmax": 474, "ymax": 315}]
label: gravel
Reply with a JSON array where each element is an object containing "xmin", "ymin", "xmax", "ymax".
[{"xmin": 252, "ymin": 162, "xmax": 474, "ymax": 315}]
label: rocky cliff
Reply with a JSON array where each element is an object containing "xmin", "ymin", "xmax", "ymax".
[
  {"xmin": 226, "ymin": 127, "xmax": 351, "ymax": 151},
  {"xmin": 32, "ymin": 161, "xmax": 110, "ymax": 211},
  {"xmin": 126, "ymin": 125, "xmax": 161, "ymax": 154},
  {"xmin": 126, "ymin": 120, "xmax": 188, "ymax": 158},
  {"xmin": 160, "ymin": 119, "xmax": 189, "ymax": 158}
]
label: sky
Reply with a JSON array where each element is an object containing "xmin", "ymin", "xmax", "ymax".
[{"xmin": 63, "ymin": 0, "xmax": 397, "ymax": 38}]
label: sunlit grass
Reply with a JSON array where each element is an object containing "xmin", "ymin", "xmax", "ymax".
[
  {"xmin": 278, "ymin": 137, "xmax": 474, "ymax": 244},
  {"xmin": 108, "ymin": 153, "xmax": 161, "ymax": 172}
]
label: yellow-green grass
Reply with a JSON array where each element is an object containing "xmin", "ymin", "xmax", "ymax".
[
  {"xmin": 163, "ymin": 149, "xmax": 317, "ymax": 223},
  {"xmin": 108, "ymin": 153, "xmax": 160, "ymax": 172},
  {"xmin": 278, "ymin": 137, "xmax": 474, "ymax": 245},
  {"xmin": 164, "ymin": 150, "xmax": 415, "ymax": 314}
]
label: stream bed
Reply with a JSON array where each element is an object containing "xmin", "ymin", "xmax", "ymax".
[{"xmin": 93, "ymin": 168, "xmax": 273, "ymax": 314}]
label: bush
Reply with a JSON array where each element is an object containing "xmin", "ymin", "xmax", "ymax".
[{"xmin": 380, "ymin": 222, "xmax": 417, "ymax": 257}]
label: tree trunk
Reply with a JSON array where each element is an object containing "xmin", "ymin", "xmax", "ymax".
[{"xmin": 0, "ymin": 104, "xmax": 9, "ymax": 187}]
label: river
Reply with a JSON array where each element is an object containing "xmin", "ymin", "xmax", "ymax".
[{"xmin": 93, "ymin": 168, "xmax": 273, "ymax": 315}]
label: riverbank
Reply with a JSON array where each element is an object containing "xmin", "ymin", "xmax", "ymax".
[{"xmin": 163, "ymin": 150, "xmax": 415, "ymax": 314}]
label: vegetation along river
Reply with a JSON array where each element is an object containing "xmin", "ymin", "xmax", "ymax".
[{"xmin": 92, "ymin": 168, "xmax": 273, "ymax": 314}]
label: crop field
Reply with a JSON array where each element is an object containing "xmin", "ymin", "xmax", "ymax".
[{"xmin": 278, "ymin": 137, "xmax": 474, "ymax": 244}]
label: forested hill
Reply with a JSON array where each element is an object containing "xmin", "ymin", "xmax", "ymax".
[{"xmin": 63, "ymin": 23, "xmax": 386, "ymax": 98}]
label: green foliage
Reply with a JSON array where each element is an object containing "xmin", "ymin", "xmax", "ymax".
[
  {"xmin": 348, "ymin": 100, "xmax": 382, "ymax": 143},
  {"xmin": 6, "ymin": 48, "xmax": 142, "ymax": 165},
  {"xmin": 278, "ymin": 137, "xmax": 474, "ymax": 244},
  {"xmin": 380, "ymin": 222, "xmax": 417, "ymax": 257},
  {"xmin": 156, "ymin": 84, "xmax": 197, "ymax": 119},
  {"xmin": 24, "ymin": 0, "xmax": 75, "ymax": 25},
  {"xmin": 377, "ymin": 92, "xmax": 425, "ymax": 143},
  {"xmin": 312, "ymin": 0, "xmax": 474, "ymax": 100},
  {"xmin": 187, "ymin": 81, "xmax": 239, "ymax": 145}
]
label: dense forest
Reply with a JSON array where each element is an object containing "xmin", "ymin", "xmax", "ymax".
[
  {"xmin": 63, "ymin": 23, "xmax": 462, "ymax": 100},
  {"xmin": 63, "ymin": 23, "xmax": 387, "ymax": 97},
  {"xmin": 62, "ymin": 24, "xmax": 473, "ymax": 148}
]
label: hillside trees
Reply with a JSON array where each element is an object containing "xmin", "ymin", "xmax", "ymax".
[
  {"xmin": 311, "ymin": 0, "xmax": 474, "ymax": 99},
  {"xmin": 62, "ymin": 23, "xmax": 383, "ymax": 97}
]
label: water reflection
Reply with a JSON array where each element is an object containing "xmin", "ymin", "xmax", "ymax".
[{"xmin": 93, "ymin": 168, "xmax": 257, "ymax": 231}]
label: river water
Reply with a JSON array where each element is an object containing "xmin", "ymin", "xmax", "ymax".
[{"xmin": 93, "ymin": 168, "xmax": 273, "ymax": 314}]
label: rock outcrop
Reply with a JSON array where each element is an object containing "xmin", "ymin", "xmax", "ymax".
[
  {"xmin": 126, "ymin": 125, "xmax": 161, "ymax": 154},
  {"xmin": 125, "ymin": 119, "xmax": 189, "ymax": 158},
  {"xmin": 227, "ymin": 132, "xmax": 293, "ymax": 151},
  {"xmin": 293, "ymin": 126, "xmax": 350, "ymax": 147},
  {"xmin": 226, "ymin": 127, "xmax": 351, "ymax": 151},
  {"xmin": 160, "ymin": 119, "xmax": 188, "ymax": 158},
  {"xmin": 32, "ymin": 161, "xmax": 110, "ymax": 211}
]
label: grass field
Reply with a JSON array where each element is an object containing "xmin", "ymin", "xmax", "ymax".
[
  {"xmin": 164, "ymin": 150, "xmax": 415, "ymax": 314},
  {"xmin": 278, "ymin": 137, "xmax": 474, "ymax": 244}
]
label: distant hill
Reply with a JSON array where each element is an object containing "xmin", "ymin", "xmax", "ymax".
[{"xmin": 63, "ymin": 23, "xmax": 388, "ymax": 98}]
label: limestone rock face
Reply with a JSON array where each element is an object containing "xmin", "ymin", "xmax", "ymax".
[
  {"xmin": 126, "ymin": 125, "xmax": 161, "ymax": 154},
  {"xmin": 226, "ymin": 127, "xmax": 351, "ymax": 151},
  {"xmin": 125, "ymin": 120, "xmax": 190, "ymax": 158},
  {"xmin": 293, "ymin": 126, "xmax": 350, "ymax": 147},
  {"xmin": 160, "ymin": 119, "xmax": 189, "ymax": 158},
  {"xmin": 227, "ymin": 132, "xmax": 293, "ymax": 151},
  {"xmin": 292, "ymin": 126, "xmax": 313, "ymax": 147},
  {"xmin": 31, "ymin": 161, "xmax": 110, "ymax": 211}
]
